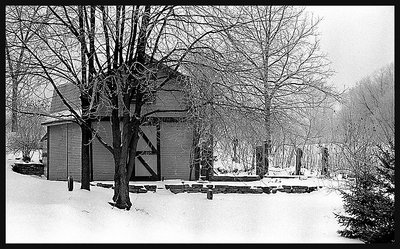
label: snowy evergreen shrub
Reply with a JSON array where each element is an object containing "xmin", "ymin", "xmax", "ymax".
[{"xmin": 335, "ymin": 144, "xmax": 395, "ymax": 243}]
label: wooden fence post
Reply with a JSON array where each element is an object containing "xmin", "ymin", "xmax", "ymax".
[
  {"xmin": 295, "ymin": 148, "xmax": 303, "ymax": 175},
  {"xmin": 321, "ymin": 147, "xmax": 329, "ymax": 176}
]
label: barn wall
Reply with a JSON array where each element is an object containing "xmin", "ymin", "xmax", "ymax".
[
  {"xmin": 160, "ymin": 122, "xmax": 193, "ymax": 180},
  {"xmin": 91, "ymin": 121, "xmax": 115, "ymax": 181},
  {"xmin": 48, "ymin": 125, "xmax": 65, "ymax": 180},
  {"xmin": 90, "ymin": 120, "xmax": 193, "ymax": 181},
  {"xmin": 48, "ymin": 123, "xmax": 81, "ymax": 181},
  {"xmin": 123, "ymin": 77, "xmax": 188, "ymax": 118},
  {"xmin": 66, "ymin": 123, "xmax": 82, "ymax": 181},
  {"xmin": 150, "ymin": 79, "xmax": 188, "ymax": 118}
]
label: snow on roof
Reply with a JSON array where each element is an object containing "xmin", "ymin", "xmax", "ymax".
[{"xmin": 41, "ymin": 109, "xmax": 80, "ymax": 126}]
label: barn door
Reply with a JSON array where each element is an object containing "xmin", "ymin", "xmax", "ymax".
[{"xmin": 130, "ymin": 122, "xmax": 161, "ymax": 181}]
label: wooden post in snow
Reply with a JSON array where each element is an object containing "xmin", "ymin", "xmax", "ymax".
[
  {"xmin": 232, "ymin": 137, "xmax": 238, "ymax": 162},
  {"xmin": 295, "ymin": 148, "xmax": 303, "ymax": 175},
  {"xmin": 255, "ymin": 146, "xmax": 263, "ymax": 176},
  {"xmin": 321, "ymin": 147, "xmax": 329, "ymax": 177}
]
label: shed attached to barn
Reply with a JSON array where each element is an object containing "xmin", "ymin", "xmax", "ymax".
[{"xmin": 42, "ymin": 70, "xmax": 196, "ymax": 182}]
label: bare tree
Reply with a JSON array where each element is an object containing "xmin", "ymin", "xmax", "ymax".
[
  {"xmin": 7, "ymin": 6, "xmax": 106, "ymax": 190},
  {"xmin": 92, "ymin": 5, "xmax": 238, "ymax": 209},
  {"xmin": 186, "ymin": 6, "xmax": 336, "ymax": 176},
  {"xmin": 333, "ymin": 63, "xmax": 394, "ymax": 176},
  {"xmin": 10, "ymin": 5, "xmax": 238, "ymax": 209},
  {"xmin": 5, "ymin": 6, "xmax": 51, "ymax": 132}
]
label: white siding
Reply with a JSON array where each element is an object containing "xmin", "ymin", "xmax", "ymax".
[
  {"xmin": 48, "ymin": 123, "xmax": 81, "ymax": 181},
  {"xmin": 160, "ymin": 122, "xmax": 193, "ymax": 180},
  {"xmin": 76, "ymin": 120, "xmax": 193, "ymax": 181},
  {"xmin": 91, "ymin": 121, "xmax": 115, "ymax": 181}
]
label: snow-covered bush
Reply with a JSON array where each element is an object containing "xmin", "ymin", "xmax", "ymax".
[{"xmin": 6, "ymin": 113, "xmax": 45, "ymax": 161}]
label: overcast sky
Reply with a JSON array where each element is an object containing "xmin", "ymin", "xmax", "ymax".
[{"xmin": 305, "ymin": 5, "xmax": 394, "ymax": 92}]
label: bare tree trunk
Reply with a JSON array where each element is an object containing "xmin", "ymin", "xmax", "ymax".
[
  {"xmin": 281, "ymin": 138, "xmax": 285, "ymax": 169},
  {"xmin": 262, "ymin": 7, "xmax": 271, "ymax": 177},
  {"xmin": 78, "ymin": 5, "xmax": 91, "ymax": 190},
  {"xmin": 110, "ymin": 5, "xmax": 150, "ymax": 210},
  {"xmin": 251, "ymin": 145, "xmax": 255, "ymax": 173},
  {"xmin": 112, "ymin": 143, "xmax": 132, "ymax": 209},
  {"xmin": 5, "ymin": 44, "xmax": 19, "ymax": 132},
  {"xmin": 11, "ymin": 81, "xmax": 18, "ymax": 132},
  {"xmin": 81, "ymin": 122, "xmax": 92, "ymax": 190},
  {"xmin": 111, "ymin": 111, "xmax": 136, "ymax": 210},
  {"xmin": 262, "ymin": 96, "xmax": 272, "ymax": 177}
]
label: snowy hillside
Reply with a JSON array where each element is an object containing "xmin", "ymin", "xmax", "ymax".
[{"xmin": 5, "ymin": 154, "xmax": 362, "ymax": 243}]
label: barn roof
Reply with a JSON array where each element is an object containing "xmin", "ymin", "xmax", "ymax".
[
  {"xmin": 44, "ymin": 52, "xmax": 194, "ymax": 127},
  {"xmin": 49, "ymin": 83, "xmax": 81, "ymax": 114},
  {"xmin": 41, "ymin": 109, "xmax": 78, "ymax": 126}
]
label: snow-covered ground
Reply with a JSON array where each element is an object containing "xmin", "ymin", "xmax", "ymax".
[{"xmin": 5, "ymin": 154, "xmax": 362, "ymax": 243}]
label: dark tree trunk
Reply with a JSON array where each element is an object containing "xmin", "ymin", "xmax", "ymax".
[
  {"xmin": 262, "ymin": 97, "xmax": 272, "ymax": 178},
  {"xmin": 109, "ymin": 5, "xmax": 149, "ymax": 210},
  {"xmin": 110, "ymin": 107, "xmax": 134, "ymax": 210},
  {"xmin": 295, "ymin": 148, "xmax": 303, "ymax": 175},
  {"xmin": 78, "ymin": 5, "xmax": 91, "ymax": 191},
  {"xmin": 232, "ymin": 138, "xmax": 238, "ymax": 162},
  {"xmin": 255, "ymin": 145, "xmax": 263, "ymax": 176},
  {"xmin": 80, "ymin": 120, "xmax": 92, "ymax": 190},
  {"xmin": 112, "ymin": 114, "xmax": 140, "ymax": 210},
  {"xmin": 111, "ymin": 101, "xmax": 122, "ymax": 200},
  {"xmin": 80, "ymin": 90, "xmax": 92, "ymax": 190},
  {"xmin": 111, "ymin": 124, "xmax": 132, "ymax": 210},
  {"xmin": 11, "ymin": 83, "xmax": 18, "ymax": 132},
  {"xmin": 321, "ymin": 147, "xmax": 329, "ymax": 176},
  {"xmin": 262, "ymin": 140, "xmax": 270, "ymax": 178},
  {"xmin": 114, "ymin": 155, "xmax": 131, "ymax": 210}
]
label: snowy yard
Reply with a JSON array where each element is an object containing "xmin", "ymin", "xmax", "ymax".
[{"xmin": 5, "ymin": 154, "xmax": 362, "ymax": 243}]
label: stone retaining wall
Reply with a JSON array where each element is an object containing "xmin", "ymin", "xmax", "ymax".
[
  {"xmin": 93, "ymin": 182, "xmax": 319, "ymax": 195},
  {"xmin": 201, "ymin": 175, "xmax": 261, "ymax": 182},
  {"xmin": 94, "ymin": 183, "xmax": 157, "ymax": 193},
  {"xmin": 166, "ymin": 184, "xmax": 318, "ymax": 194}
]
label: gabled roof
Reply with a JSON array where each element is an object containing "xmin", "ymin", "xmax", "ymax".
[
  {"xmin": 46, "ymin": 56, "xmax": 189, "ymax": 122},
  {"xmin": 49, "ymin": 84, "xmax": 81, "ymax": 114},
  {"xmin": 50, "ymin": 70, "xmax": 185, "ymax": 112}
]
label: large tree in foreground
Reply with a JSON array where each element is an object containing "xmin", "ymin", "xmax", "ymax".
[
  {"xmin": 11, "ymin": 5, "xmax": 236, "ymax": 209},
  {"xmin": 7, "ymin": 5, "xmax": 107, "ymax": 190},
  {"xmin": 87, "ymin": 5, "xmax": 235, "ymax": 209}
]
